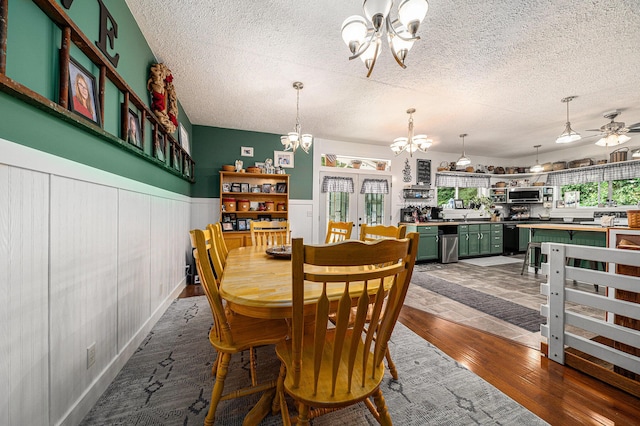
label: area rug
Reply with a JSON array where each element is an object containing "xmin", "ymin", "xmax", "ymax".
[
  {"xmin": 459, "ymin": 256, "xmax": 523, "ymax": 267},
  {"xmin": 411, "ymin": 273, "xmax": 544, "ymax": 332},
  {"xmin": 80, "ymin": 296, "xmax": 547, "ymax": 425}
]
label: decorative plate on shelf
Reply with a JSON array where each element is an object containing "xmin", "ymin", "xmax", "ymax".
[{"xmin": 265, "ymin": 245, "xmax": 292, "ymax": 259}]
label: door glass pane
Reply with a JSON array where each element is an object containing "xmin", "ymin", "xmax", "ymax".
[
  {"xmin": 364, "ymin": 193, "xmax": 384, "ymax": 226},
  {"xmin": 327, "ymin": 192, "xmax": 349, "ymax": 222}
]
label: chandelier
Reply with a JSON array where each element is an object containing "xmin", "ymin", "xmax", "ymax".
[
  {"xmin": 280, "ymin": 82, "xmax": 312, "ymax": 154},
  {"xmin": 556, "ymin": 96, "xmax": 581, "ymax": 144},
  {"xmin": 341, "ymin": 0, "xmax": 429, "ymax": 77},
  {"xmin": 390, "ymin": 108, "xmax": 432, "ymax": 156},
  {"xmin": 456, "ymin": 133, "xmax": 471, "ymax": 166}
]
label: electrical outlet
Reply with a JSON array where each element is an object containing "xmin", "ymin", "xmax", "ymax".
[{"xmin": 87, "ymin": 343, "xmax": 96, "ymax": 368}]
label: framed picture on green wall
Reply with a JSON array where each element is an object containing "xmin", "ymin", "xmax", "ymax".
[
  {"xmin": 274, "ymin": 150, "xmax": 294, "ymax": 168},
  {"xmin": 67, "ymin": 56, "xmax": 101, "ymax": 126}
]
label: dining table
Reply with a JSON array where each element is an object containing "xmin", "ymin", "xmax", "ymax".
[{"xmin": 220, "ymin": 244, "xmax": 392, "ymax": 320}]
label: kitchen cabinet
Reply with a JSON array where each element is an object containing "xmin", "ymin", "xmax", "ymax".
[
  {"xmin": 458, "ymin": 223, "xmax": 501, "ymax": 257},
  {"xmin": 407, "ymin": 225, "xmax": 438, "ymax": 261},
  {"xmin": 519, "ymin": 226, "xmax": 530, "ymax": 252}
]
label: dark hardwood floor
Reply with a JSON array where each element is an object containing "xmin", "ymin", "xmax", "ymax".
[{"xmin": 181, "ymin": 284, "xmax": 640, "ymax": 425}]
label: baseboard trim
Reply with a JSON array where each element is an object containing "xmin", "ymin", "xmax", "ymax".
[{"xmin": 57, "ymin": 279, "xmax": 187, "ymax": 426}]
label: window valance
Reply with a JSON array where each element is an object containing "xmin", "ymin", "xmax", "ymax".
[
  {"xmin": 321, "ymin": 176, "xmax": 354, "ymax": 193},
  {"xmin": 360, "ymin": 179, "xmax": 389, "ymax": 194},
  {"xmin": 546, "ymin": 167, "xmax": 603, "ymax": 186},
  {"xmin": 603, "ymin": 160, "xmax": 640, "ymax": 181},
  {"xmin": 435, "ymin": 172, "xmax": 491, "ymax": 188}
]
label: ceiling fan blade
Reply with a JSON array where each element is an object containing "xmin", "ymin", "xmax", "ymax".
[
  {"xmin": 585, "ymin": 128, "xmax": 602, "ymax": 132},
  {"xmin": 626, "ymin": 122, "xmax": 640, "ymax": 132}
]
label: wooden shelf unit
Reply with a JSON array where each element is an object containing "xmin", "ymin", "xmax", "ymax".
[{"xmin": 219, "ymin": 171, "xmax": 289, "ymax": 249}]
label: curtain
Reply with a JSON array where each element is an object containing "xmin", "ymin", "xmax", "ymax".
[
  {"xmin": 321, "ymin": 176, "xmax": 354, "ymax": 193},
  {"xmin": 546, "ymin": 167, "xmax": 604, "ymax": 186},
  {"xmin": 435, "ymin": 172, "xmax": 490, "ymax": 188},
  {"xmin": 603, "ymin": 160, "xmax": 640, "ymax": 181},
  {"xmin": 360, "ymin": 178, "xmax": 389, "ymax": 194}
]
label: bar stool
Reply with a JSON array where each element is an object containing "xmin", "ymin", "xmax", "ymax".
[{"xmin": 521, "ymin": 242, "xmax": 542, "ymax": 275}]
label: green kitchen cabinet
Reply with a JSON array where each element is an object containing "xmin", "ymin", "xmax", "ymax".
[
  {"xmin": 490, "ymin": 223, "xmax": 503, "ymax": 254},
  {"xmin": 406, "ymin": 225, "xmax": 439, "ymax": 261},
  {"xmin": 479, "ymin": 224, "xmax": 492, "ymax": 254},
  {"xmin": 519, "ymin": 227, "xmax": 530, "ymax": 252},
  {"xmin": 458, "ymin": 225, "xmax": 469, "ymax": 257}
]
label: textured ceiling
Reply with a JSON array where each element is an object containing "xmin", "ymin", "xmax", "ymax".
[{"xmin": 126, "ymin": 0, "xmax": 640, "ymax": 159}]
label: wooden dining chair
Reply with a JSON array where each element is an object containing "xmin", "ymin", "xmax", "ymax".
[
  {"xmin": 360, "ymin": 223, "xmax": 407, "ymax": 241},
  {"xmin": 324, "ymin": 220, "xmax": 354, "ymax": 243},
  {"xmin": 192, "ymin": 229, "xmax": 289, "ymax": 426},
  {"xmin": 358, "ymin": 223, "xmax": 407, "ymax": 379},
  {"xmin": 208, "ymin": 222, "xmax": 229, "ymax": 267},
  {"xmin": 250, "ymin": 220, "xmax": 290, "ymax": 246},
  {"xmin": 275, "ymin": 234, "xmax": 419, "ymax": 425}
]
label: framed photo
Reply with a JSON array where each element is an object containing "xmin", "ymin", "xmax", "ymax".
[
  {"xmin": 222, "ymin": 183, "xmax": 231, "ymax": 193},
  {"xmin": 172, "ymin": 142, "xmax": 182, "ymax": 171},
  {"xmin": 275, "ymin": 182, "xmax": 287, "ymax": 193},
  {"xmin": 254, "ymin": 162, "xmax": 265, "ymax": 169},
  {"xmin": 67, "ymin": 56, "xmax": 101, "ymax": 125},
  {"xmin": 251, "ymin": 185, "xmax": 261, "ymax": 193},
  {"xmin": 231, "ymin": 182, "xmax": 242, "ymax": 192},
  {"xmin": 237, "ymin": 219, "xmax": 247, "ymax": 231},
  {"xmin": 454, "ymin": 199, "xmax": 464, "ymax": 209},
  {"xmin": 262, "ymin": 183, "xmax": 272, "ymax": 193},
  {"xmin": 124, "ymin": 108, "xmax": 142, "ymax": 149},
  {"xmin": 154, "ymin": 131, "xmax": 166, "ymax": 162},
  {"xmin": 179, "ymin": 123, "xmax": 190, "ymax": 155},
  {"xmin": 221, "ymin": 221, "xmax": 234, "ymax": 232},
  {"xmin": 274, "ymin": 150, "xmax": 294, "ymax": 168},
  {"xmin": 183, "ymin": 155, "xmax": 192, "ymax": 178},
  {"xmin": 556, "ymin": 200, "xmax": 565, "ymax": 209},
  {"xmin": 240, "ymin": 183, "xmax": 250, "ymax": 193},
  {"xmin": 257, "ymin": 214, "xmax": 272, "ymax": 221},
  {"xmin": 241, "ymin": 146, "xmax": 254, "ymax": 157}
]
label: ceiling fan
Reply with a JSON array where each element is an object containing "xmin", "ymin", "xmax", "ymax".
[{"xmin": 585, "ymin": 110, "xmax": 640, "ymax": 146}]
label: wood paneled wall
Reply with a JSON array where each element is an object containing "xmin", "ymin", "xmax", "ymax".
[{"xmin": 0, "ymin": 141, "xmax": 191, "ymax": 425}]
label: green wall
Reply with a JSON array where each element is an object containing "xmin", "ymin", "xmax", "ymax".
[
  {"xmin": 192, "ymin": 126, "xmax": 314, "ymax": 200},
  {"xmin": 1, "ymin": 0, "xmax": 192, "ymax": 195}
]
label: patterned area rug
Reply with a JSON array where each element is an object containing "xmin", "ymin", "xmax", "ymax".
[
  {"xmin": 411, "ymin": 272, "xmax": 545, "ymax": 332},
  {"xmin": 80, "ymin": 296, "xmax": 547, "ymax": 425}
]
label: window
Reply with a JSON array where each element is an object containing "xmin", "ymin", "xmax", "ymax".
[
  {"xmin": 364, "ymin": 193, "xmax": 384, "ymax": 225},
  {"xmin": 561, "ymin": 179, "xmax": 640, "ymax": 207},
  {"xmin": 437, "ymin": 187, "xmax": 478, "ymax": 207},
  {"xmin": 327, "ymin": 192, "xmax": 349, "ymax": 222},
  {"xmin": 437, "ymin": 187, "xmax": 455, "ymax": 207}
]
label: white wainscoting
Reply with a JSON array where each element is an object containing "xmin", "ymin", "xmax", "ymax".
[{"xmin": 0, "ymin": 138, "xmax": 192, "ymax": 426}]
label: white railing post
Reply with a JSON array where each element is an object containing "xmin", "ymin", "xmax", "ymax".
[{"xmin": 546, "ymin": 243, "xmax": 566, "ymax": 365}]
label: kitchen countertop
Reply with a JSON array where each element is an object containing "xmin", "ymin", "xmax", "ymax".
[
  {"xmin": 516, "ymin": 223, "xmax": 610, "ymax": 232},
  {"xmin": 400, "ymin": 220, "xmax": 568, "ymax": 227}
]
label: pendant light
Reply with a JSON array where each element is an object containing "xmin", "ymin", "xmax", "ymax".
[
  {"xmin": 556, "ymin": 96, "xmax": 581, "ymax": 144},
  {"xmin": 530, "ymin": 145, "xmax": 544, "ymax": 173},
  {"xmin": 633, "ymin": 148, "xmax": 640, "ymax": 158},
  {"xmin": 280, "ymin": 82, "xmax": 312, "ymax": 154},
  {"xmin": 456, "ymin": 133, "xmax": 471, "ymax": 166}
]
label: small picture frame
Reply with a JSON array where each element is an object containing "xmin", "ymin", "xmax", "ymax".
[
  {"xmin": 222, "ymin": 183, "xmax": 231, "ymax": 193},
  {"xmin": 241, "ymin": 146, "xmax": 254, "ymax": 157},
  {"xmin": 274, "ymin": 150, "xmax": 294, "ymax": 168},
  {"xmin": 254, "ymin": 162, "xmax": 265, "ymax": 170},
  {"xmin": 250, "ymin": 185, "xmax": 261, "ymax": 193},
  {"xmin": 231, "ymin": 182, "xmax": 242, "ymax": 192},
  {"xmin": 154, "ymin": 131, "xmax": 166, "ymax": 162},
  {"xmin": 172, "ymin": 143, "xmax": 182, "ymax": 171},
  {"xmin": 240, "ymin": 183, "xmax": 250, "ymax": 193},
  {"xmin": 556, "ymin": 200, "xmax": 565, "ymax": 209},
  {"xmin": 179, "ymin": 123, "xmax": 190, "ymax": 155},
  {"xmin": 124, "ymin": 107, "xmax": 142, "ymax": 149},
  {"xmin": 262, "ymin": 183, "xmax": 272, "ymax": 193},
  {"xmin": 454, "ymin": 199, "xmax": 464, "ymax": 209},
  {"xmin": 67, "ymin": 56, "xmax": 101, "ymax": 125},
  {"xmin": 221, "ymin": 221, "xmax": 234, "ymax": 232},
  {"xmin": 257, "ymin": 214, "xmax": 272, "ymax": 221},
  {"xmin": 183, "ymin": 155, "xmax": 192, "ymax": 178},
  {"xmin": 237, "ymin": 219, "xmax": 247, "ymax": 231},
  {"xmin": 275, "ymin": 182, "xmax": 287, "ymax": 193}
]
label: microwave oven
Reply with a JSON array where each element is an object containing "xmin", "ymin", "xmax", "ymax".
[{"xmin": 507, "ymin": 187, "xmax": 543, "ymax": 203}]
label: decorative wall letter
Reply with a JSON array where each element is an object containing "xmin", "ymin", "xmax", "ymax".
[{"xmin": 95, "ymin": 0, "xmax": 120, "ymax": 67}]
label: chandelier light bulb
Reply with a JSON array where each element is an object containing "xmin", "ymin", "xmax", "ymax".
[
  {"xmin": 363, "ymin": 0, "xmax": 393, "ymax": 30},
  {"xmin": 341, "ymin": 16, "xmax": 368, "ymax": 54},
  {"xmin": 398, "ymin": 0, "xmax": 429, "ymax": 36}
]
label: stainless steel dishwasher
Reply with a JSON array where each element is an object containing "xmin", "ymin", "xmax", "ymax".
[{"xmin": 439, "ymin": 231, "xmax": 459, "ymax": 263}]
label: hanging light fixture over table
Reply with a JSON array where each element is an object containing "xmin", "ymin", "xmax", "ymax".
[
  {"xmin": 390, "ymin": 108, "xmax": 432, "ymax": 156},
  {"xmin": 530, "ymin": 145, "xmax": 544, "ymax": 173},
  {"xmin": 456, "ymin": 133, "xmax": 471, "ymax": 166},
  {"xmin": 341, "ymin": 0, "xmax": 429, "ymax": 77},
  {"xmin": 280, "ymin": 82, "xmax": 312, "ymax": 154},
  {"xmin": 556, "ymin": 96, "xmax": 581, "ymax": 144}
]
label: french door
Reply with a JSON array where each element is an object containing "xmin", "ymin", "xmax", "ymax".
[{"xmin": 319, "ymin": 171, "xmax": 391, "ymax": 241}]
